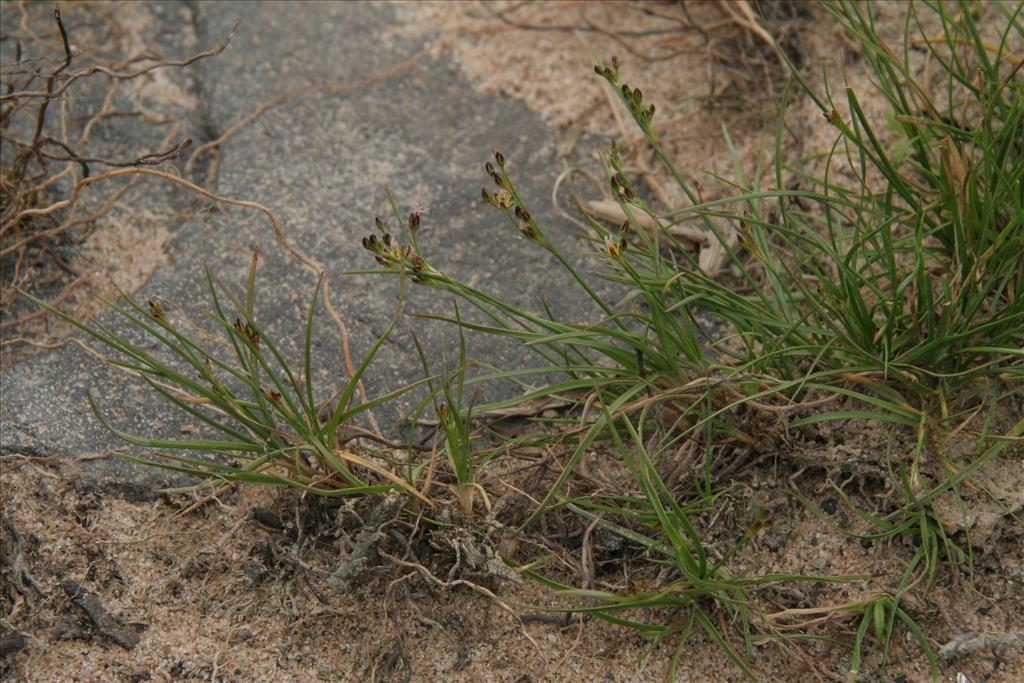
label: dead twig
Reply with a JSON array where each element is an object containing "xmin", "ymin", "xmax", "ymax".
[
  {"xmin": 0, "ymin": 630, "xmax": 28, "ymax": 657},
  {"xmin": 15, "ymin": 8, "xmax": 73, "ymax": 180},
  {"xmin": 940, "ymin": 632, "xmax": 1021, "ymax": 660},
  {"xmin": 1, "ymin": 7, "xmax": 198, "ymax": 354},
  {"xmin": 38, "ymin": 136, "xmax": 192, "ymax": 175},
  {"xmin": 61, "ymin": 579, "xmax": 140, "ymax": 650},
  {"xmin": 716, "ymin": 0, "xmax": 788, "ymax": 69},
  {"xmin": 0, "ymin": 20, "xmax": 239, "ymax": 103}
]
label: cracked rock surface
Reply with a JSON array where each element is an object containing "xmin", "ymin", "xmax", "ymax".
[{"xmin": 1, "ymin": 1, "xmax": 610, "ymax": 493}]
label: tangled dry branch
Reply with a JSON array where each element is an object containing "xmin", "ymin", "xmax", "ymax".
[{"xmin": 0, "ymin": 7, "xmax": 233, "ymax": 340}]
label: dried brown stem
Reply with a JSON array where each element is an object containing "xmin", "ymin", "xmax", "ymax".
[
  {"xmin": 61, "ymin": 579, "xmax": 139, "ymax": 650},
  {"xmin": 10, "ymin": 9, "xmax": 73, "ymax": 180},
  {"xmin": 38, "ymin": 136, "xmax": 192, "ymax": 173},
  {"xmin": 0, "ymin": 20, "xmax": 239, "ymax": 102}
]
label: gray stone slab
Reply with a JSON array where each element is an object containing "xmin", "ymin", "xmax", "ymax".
[{"xmin": 1, "ymin": 1, "xmax": 613, "ymax": 495}]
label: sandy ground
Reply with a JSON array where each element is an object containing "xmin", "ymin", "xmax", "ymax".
[{"xmin": 2, "ymin": 432, "xmax": 1021, "ymax": 682}]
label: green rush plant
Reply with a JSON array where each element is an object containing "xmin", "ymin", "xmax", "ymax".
[
  {"xmin": 359, "ymin": 1, "xmax": 1022, "ymax": 679},
  {"xmin": 524, "ymin": 403, "xmax": 846, "ymax": 680},
  {"xmin": 411, "ymin": 302, "xmax": 490, "ymax": 517},
  {"xmin": 25, "ymin": 251, "xmax": 429, "ymax": 503},
  {"xmin": 844, "ymin": 593, "xmax": 936, "ymax": 683}
]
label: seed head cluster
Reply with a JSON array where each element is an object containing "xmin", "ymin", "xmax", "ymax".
[
  {"xmin": 594, "ymin": 56, "xmax": 654, "ymax": 127},
  {"xmin": 362, "ymin": 211, "xmax": 434, "ymax": 284}
]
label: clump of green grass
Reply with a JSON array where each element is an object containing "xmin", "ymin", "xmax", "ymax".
[
  {"xmin": 360, "ymin": 0, "xmax": 1021, "ymax": 678},
  {"xmin": 411, "ymin": 301, "xmax": 492, "ymax": 518},
  {"xmin": 26, "ymin": 251, "xmax": 429, "ymax": 504}
]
